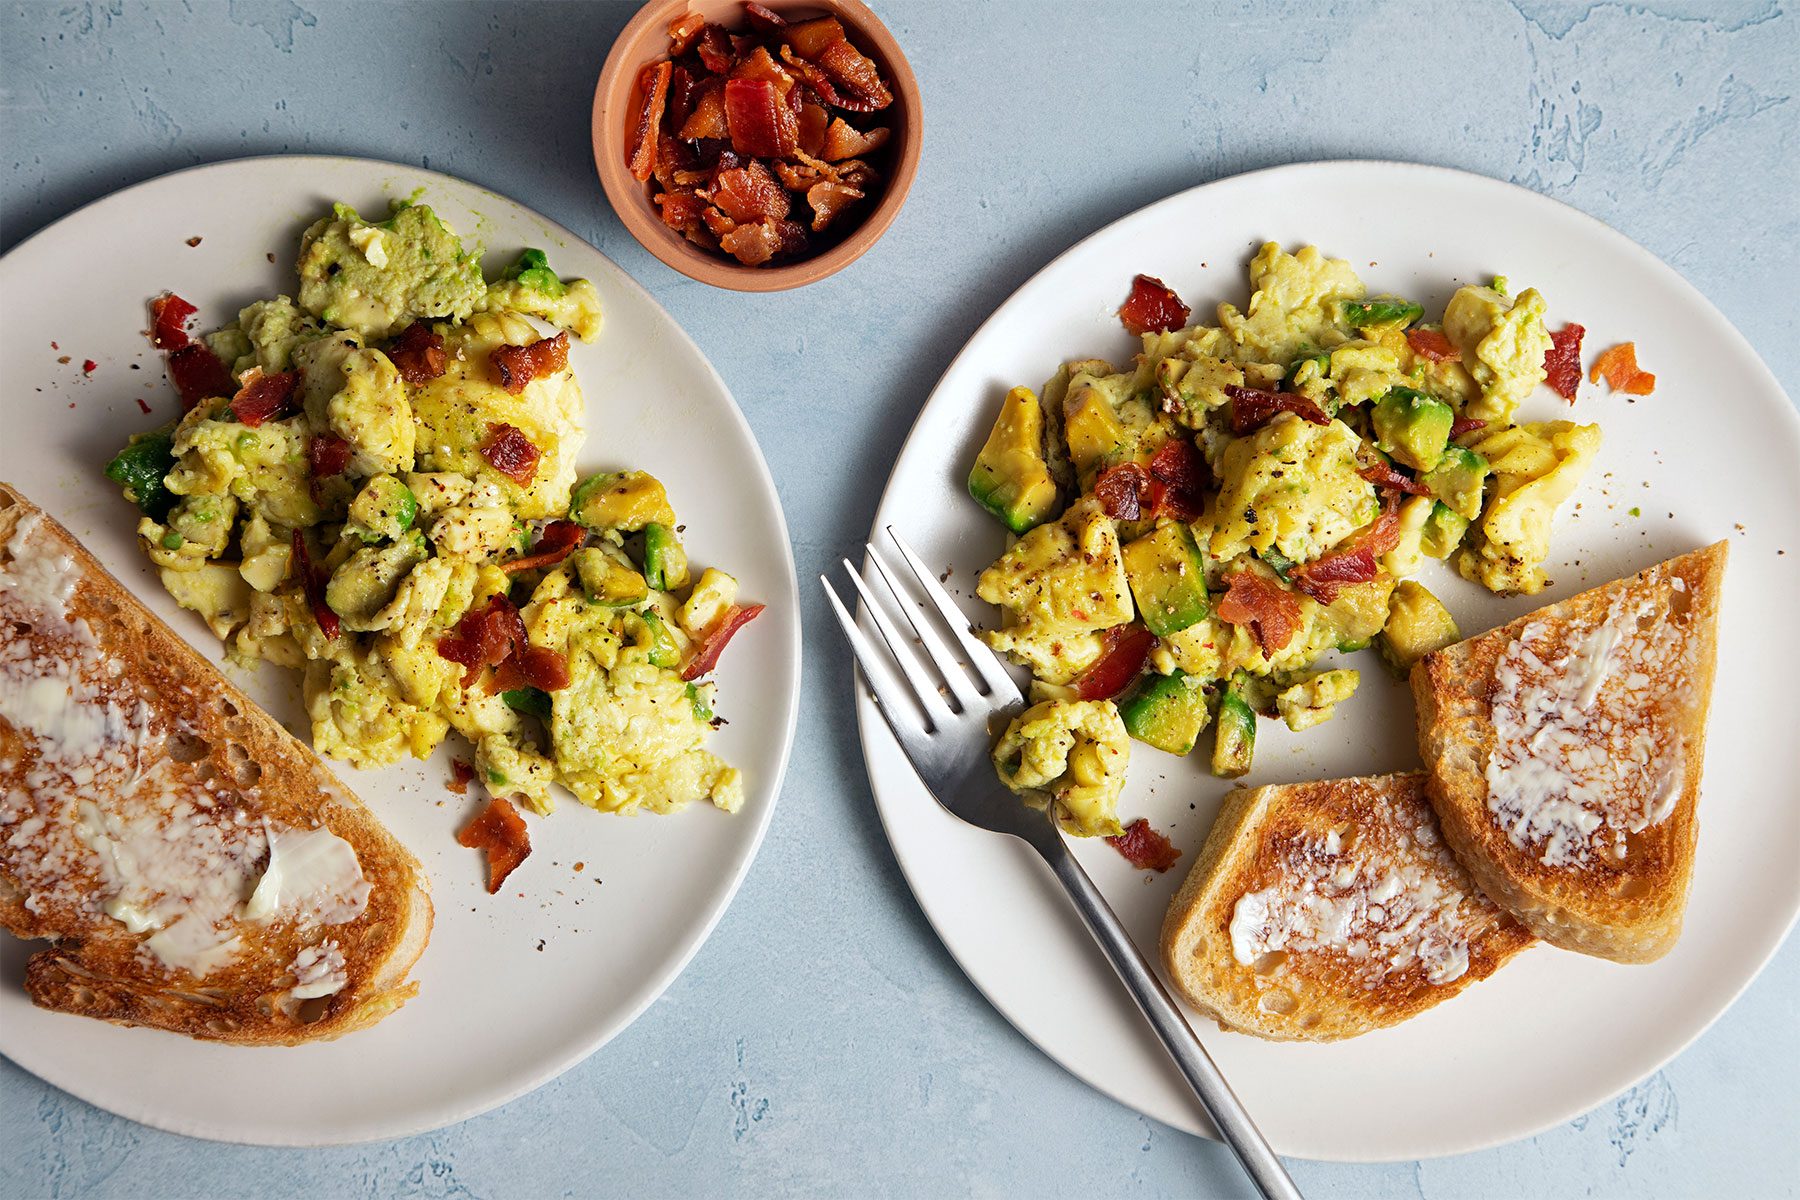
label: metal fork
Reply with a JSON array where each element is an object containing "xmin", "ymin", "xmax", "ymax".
[{"xmin": 824, "ymin": 528, "xmax": 1302, "ymax": 1200}]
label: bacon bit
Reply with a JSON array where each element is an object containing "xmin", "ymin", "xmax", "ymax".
[
  {"xmin": 228, "ymin": 368, "xmax": 301, "ymax": 427},
  {"xmin": 387, "ymin": 322, "xmax": 447, "ymax": 383},
  {"xmin": 712, "ymin": 161, "xmax": 791, "ymax": 223},
  {"xmin": 819, "ymin": 117, "xmax": 889, "ymax": 162},
  {"xmin": 784, "ymin": 15, "xmax": 844, "ymax": 57},
  {"xmin": 718, "ymin": 218, "xmax": 805, "ymax": 266},
  {"xmin": 797, "ymin": 102, "xmax": 830, "ymax": 157},
  {"xmin": 1224, "ymin": 384, "xmax": 1331, "ymax": 434},
  {"xmin": 1118, "ymin": 274, "xmax": 1191, "ymax": 336},
  {"xmin": 1590, "ymin": 341, "xmax": 1655, "ymax": 395},
  {"xmin": 656, "ymin": 187, "xmax": 712, "ymax": 240},
  {"xmin": 681, "ymin": 603, "xmax": 766, "ymax": 681},
  {"xmin": 679, "ymin": 80, "xmax": 730, "ymax": 140},
  {"xmin": 1355, "ymin": 455, "xmax": 1430, "ymax": 496},
  {"xmin": 82, "ymin": 359, "xmax": 97, "ymax": 374},
  {"xmin": 185, "ymin": 236, "xmax": 202, "ymax": 248},
  {"xmin": 492, "ymin": 644, "xmax": 573, "ymax": 694},
  {"xmin": 810, "ymin": 36, "xmax": 892, "ymax": 111},
  {"xmin": 501, "ymin": 519, "xmax": 586, "ymax": 573},
  {"xmin": 1287, "ymin": 498, "xmax": 1402, "ymax": 605},
  {"xmin": 695, "ymin": 23, "xmax": 734, "ymax": 73},
  {"xmin": 1405, "ymin": 327, "xmax": 1459, "ymax": 363},
  {"xmin": 1448, "ymin": 414, "xmax": 1487, "ymax": 439},
  {"xmin": 1093, "ymin": 462, "xmax": 1156, "ymax": 521},
  {"xmin": 135, "ymin": 397, "xmax": 152, "ymax": 414},
  {"xmin": 479, "ymin": 422, "xmax": 543, "ymax": 486},
  {"xmin": 437, "ymin": 594, "xmax": 528, "ymax": 687},
  {"xmin": 742, "ymin": 1, "xmax": 787, "ymax": 32},
  {"xmin": 448, "ymin": 759, "xmax": 474, "ymax": 795},
  {"xmin": 667, "ymin": 11, "xmax": 705, "ymax": 54},
  {"xmin": 1071, "ymin": 625, "xmax": 1156, "ymax": 701},
  {"xmin": 149, "ymin": 293, "xmax": 196, "ymax": 350},
  {"xmin": 1107, "ymin": 819, "xmax": 1183, "ymax": 872},
  {"xmin": 804, "ymin": 180, "xmax": 864, "ymax": 231},
  {"xmin": 1216, "ymin": 571, "xmax": 1301, "ymax": 657},
  {"xmin": 458, "ymin": 797, "xmax": 531, "ymax": 894},
  {"xmin": 489, "ymin": 331, "xmax": 569, "ymax": 395},
  {"xmin": 1542, "ymin": 323, "xmax": 1585, "ymax": 400},
  {"xmin": 723, "ymin": 77, "xmax": 797, "ymax": 158},
  {"xmin": 1149, "ymin": 438, "xmax": 1208, "ymax": 519},
  {"xmin": 628, "ymin": 61, "xmax": 674, "ymax": 182},
  {"xmin": 167, "ymin": 343, "xmax": 235, "ymax": 410},
  {"xmin": 307, "ymin": 433, "xmax": 353, "ymax": 479},
  {"xmin": 290, "ymin": 530, "xmax": 340, "ymax": 640}
]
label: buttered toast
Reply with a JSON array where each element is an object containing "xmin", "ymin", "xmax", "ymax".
[
  {"xmin": 1160, "ymin": 773, "xmax": 1532, "ymax": 1042},
  {"xmin": 1411, "ymin": 542, "xmax": 1725, "ymax": 963},
  {"xmin": 0, "ymin": 483, "xmax": 431, "ymax": 1043}
]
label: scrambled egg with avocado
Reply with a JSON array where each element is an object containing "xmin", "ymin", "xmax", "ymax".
[
  {"xmin": 968, "ymin": 244, "xmax": 1598, "ymax": 831},
  {"xmin": 107, "ymin": 199, "xmax": 757, "ymax": 823}
]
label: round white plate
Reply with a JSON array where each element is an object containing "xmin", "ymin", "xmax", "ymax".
[
  {"xmin": 0, "ymin": 156, "xmax": 801, "ymax": 1145},
  {"xmin": 858, "ymin": 161, "xmax": 1800, "ymax": 1162}
]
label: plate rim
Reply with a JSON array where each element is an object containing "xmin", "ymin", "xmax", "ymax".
[
  {"xmin": 855, "ymin": 158, "xmax": 1800, "ymax": 1162},
  {"xmin": 0, "ymin": 152, "xmax": 804, "ymax": 1146}
]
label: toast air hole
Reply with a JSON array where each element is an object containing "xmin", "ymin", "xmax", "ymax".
[
  {"xmin": 1252, "ymin": 951, "xmax": 1287, "ymax": 975},
  {"xmin": 1258, "ymin": 990, "xmax": 1297, "ymax": 1015},
  {"xmin": 225, "ymin": 741, "xmax": 261, "ymax": 787},
  {"xmin": 168, "ymin": 731, "xmax": 209, "ymax": 763},
  {"xmin": 295, "ymin": 995, "xmax": 332, "ymax": 1023},
  {"xmin": 1668, "ymin": 586, "xmax": 1693, "ymax": 619},
  {"xmin": 1331, "ymin": 822, "xmax": 1360, "ymax": 853},
  {"xmin": 9, "ymin": 620, "xmax": 31, "ymax": 637},
  {"xmin": 1614, "ymin": 876, "xmax": 1653, "ymax": 900}
]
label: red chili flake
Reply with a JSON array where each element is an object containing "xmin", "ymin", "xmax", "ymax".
[
  {"xmin": 1405, "ymin": 328, "xmax": 1460, "ymax": 363},
  {"xmin": 437, "ymin": 594, "xmax": 528, "ymax": 687},
  {"xmin": 1071, "ymin": 624, "xmax": 1156, "ymax": 701},
  {"xmin": 1092, "ymin": 462, "xmax": 1156, "ymax": 522},
  {"xmin": 448, "ymin": 759, "xmax": 474, "ymax": 795},
  {"xmin": 1287, "ymin": 498, "xmax": 1403, "ymax": 605},
  {"xmin": 458, "ymin": 796, "xmax": 531, "ymax": 894},
  {"xmin": 628, "ymin": 60, "xmax": 674, "ymax": 182},
  {"xmin": 1149, "ymin": 438, "xmax": 1208, "ymax": 519},
  {"xmin": 1543, "ymin": 323, "xmax": 1586, "ymax": 400},
  {"xmin": 742, "ymin": 1, "xmax": 787, "ymax": 31},
  {"xmin": 387, "ymin": 322, "xmax": 447, "ymax": 384},
  {"xmin": 1107, "ymin": 819, "xmax": 1182, "ymax": 872},
  {"xmin": 492, "ymin": 644, "xmax": 574, "ymax": 693},
  {"xmin": 307, "ymin": 433, "xmax": 353, "ymax": 478},
  {"xmin": 489, "ymin": 331, "xmax": 569, "ymax": 395},
  {"xmin": 501, "ymin": 519, "xmax": 586, "ymax": 573},
  {"xmin": 1215, "ymin": 571, "xmax": 1301, "ymax": 657},
  {"xmin": 134, "ymin": 398, "xmax": 152, "ymax": 414},
  {"xmin": 723, "ymin": 77, "xmax": 798, "ymax": 158},
  {"xmin": 1448, "ymin": 414, "xmax": 1487, "ymax": 439},
  {"xmin": 82, "ymin": 359, "xmax": 97, "ymax": 374},
  {"xmin": 149, "ymin": 293, "xmax": 196, "ymax": 350},
  {"xmin": 228, "ymin": 368, "xmax": 301, "ymax": 427},
  {"xmin": 290, "ymin": 530, "xmax": 341, "ymax": 640},
  {"xmin": 479, "ymin": 422, "xmax": 543, "ymax": 486},
  {"xmin": 166, "ymin": 343, "xmax": 235, "ymax": 410},
  {"xmin": 1355, "ymin": 455, "xmax": 1430, "ymax": 496},
  {"xmin": 1117, "ymin": 274, "xmax": 1191, "ymax": 336},
  {"xmin": 1224, "ymin": 385, "xmax": 1331, "ymax": 434},
  {"xmin": 681, "ymin": 603, "xmax": 766, "ymax": 681}
]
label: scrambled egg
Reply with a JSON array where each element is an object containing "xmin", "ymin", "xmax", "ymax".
[
  {"xmin": 110, "ymin": 198, "xmax": 750, "ymax": 827},
  {"xmin": 992, "ymin": 699, "xmax": 1129, "ymax": 837}
]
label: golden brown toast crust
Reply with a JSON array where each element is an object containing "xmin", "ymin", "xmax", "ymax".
[
  {"xmin": 0, "ymin": 483, "xmax": 431, "ymax": 1044},
  {"xmin": 1411, "ymin": 542, "xmax": 1725, "ymax": 963},
  {"xmin": 1160, "ymin": 773, "xmax": 1532, "ymax": 1042}
]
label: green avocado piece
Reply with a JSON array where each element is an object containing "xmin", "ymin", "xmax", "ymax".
[
  {"xmin": 1121, "ymin": 521, "xmax": 1210, "ymax": 637},
  {"xmin": 1421, "ymin": 445, "xmax": 1489, "ymax": 521},
  {"xmin": 573, "ymin": 548, "xmax": 649, "ymax": 607},
  {"xmin": 502, "ymin": 687, "xmax": 553, "ymax": 720},
  {"xmin": 968, "ymin": 386, "xmax": 1061, "ymax": 534},
  {"xmin": 1119, "ymin": 670, "xmax": 1211, "ymax": 756},
  {"xmin": 504, "ymin": 248, "xmax": 567, "ymax": 299},
  {"xmin": 345, "ymin": 474, "xmax": 418, "ymax": 542},
  {"xmin": 104, "ymin": 424, "xmax": 178, "ymax": 521},
  {"xmin": 630, "ymin": 608, "xmax": 681, "ymax": 668},
  {"xmin": 569, "ymin": 469, "xmax": 677, "ymax": 533},
  {"xmin": 1372, "ymin": 387, "xmax": 1454, "ymax": 472},
  {"xmin": 1377, "ymin": 580, "xmax": 1462, "ymax": 676},
  {"xmin": 686, "ymin": 682, "xmax": 713, "ymax": 722},
  {"xmin": 1211, "ymin": 670, "xmax": 1257, "ymax": 779},
  {"xmin": 641, "ymin": 522, "xmax": 688, "ymax": 591},
  {"xmin": 1420, "ymin": 501, "xmax": 1471, "ymax": 559},
  {"xmin": 1342, "ymin": 296, "xmax": 1424, "ymax": 330}
]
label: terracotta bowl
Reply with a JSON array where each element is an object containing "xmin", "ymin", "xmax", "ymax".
[{"xmin": 593, "ymin": 0, "xmax": 921, "ymax": 292}]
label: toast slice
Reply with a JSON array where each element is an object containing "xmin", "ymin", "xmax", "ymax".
[
  {"xmin": 1160, "ymin": 772, "xmax": 1532, "ymax": 1042},
  {"xmin": 0, "ymin": 482, "xmax": 431, "ymax": 1043},
  {"xmin": 1411, "ymin": 542, "xmax": 1725, "ymax": 963}
]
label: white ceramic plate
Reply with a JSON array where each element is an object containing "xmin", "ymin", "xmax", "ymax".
[
  {"xmin": 858, "ymin": 161, "xmax": 1800, "ymax": 1162},
  {"xmin": 0, "ymin": 156, "xmax": 801, "ymax": 1145}
]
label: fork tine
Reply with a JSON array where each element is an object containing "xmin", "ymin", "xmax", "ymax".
[
  {"xmin": 864, "ymin": 543, "xmax": 984, "ymax": 712},
  {"xmin": 836, "ymin": 560, "xmax": 958, "ymax": 731},
  {"xmin": 885, "ymin": 527, "xmax": 1023, "ymax": 706},
  {"xmin": 821, "ymin": 576, "xmax": 936, "ymax": 736}
]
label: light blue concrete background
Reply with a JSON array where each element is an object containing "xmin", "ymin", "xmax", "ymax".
[{"xmin": 2, "ymin": 1, "xmax": 1797, "ymax": 1197}]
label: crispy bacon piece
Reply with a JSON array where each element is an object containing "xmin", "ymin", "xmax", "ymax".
[
  {"xmin": 695, "ymin": 23, "xmax": 734, "ymax": 73},
  {"xmin": 628, "ymin": 61, "xmax": 674, "ymax": 183},
  {"xmin": 666, "ymin": 64, "xmax": 701, "ymax": 132},
  {"xmin": 797, "ymin": 102, "xmax": 830, "ymax": 156},
  {"xmin": 719, "ymin": 218, "xmax": 806, "ymax": 266},
  {"xmin": 501, "ymin": 519, "xmax": 586, "ymax": 574},
  {"xmin": 149, "ymin": 293, "xmax": 196, "ymax": 350},
  {"xmin": 681, "ymin": 603, "xmax": 765, "ymax": 681},
  {"xmin": 1405, "ymin": 327, "xmax": 1459, "ymax": 363},
  {"xmin": 1224, "ymin": 384, "xmax": 1330, "ymax": 434},
  {"xmin": 820, "ymin": 117, "xmax": 889, "ymax": 161},
  {"xmin": 805, "ymin": 180, "xmax": 864, "ymax": 231},
  {"xmin": 1590, "ymin": 341, "xmax": 1656, "ymax": 395},
  {"xmin": 1544, "ymin": 323, "xmax": 1586, "ymax": 400},
  {"xmin": 1118, "ymin": 274, "xmax": 1190, "ymax": 336},
  {"xmin": 492, "ymin": 645, "xmax": 573, "ymax": 694},
  {"xmin": 1287, "ymin": 498, "xmax": 1402, "ymax": 605},
  {"xmin": 679, "ymin": 80, "xmax": 730, "ymax": 140},
  {"xmin": 1093, "ymin": 462, "xmax": 1156, "ymax": 522},
  {"xmin": 711, "ymin": 161, "xmax": 791, "ymax": 222},
  {"xmin": 458, "ymin": 796, "xmax": 531, "ymax": 894},
  {"xmin": 490, "ymin": 331, "xmax": 569, "ymax": 395},
  {"xmin": 667, "ymin": 11, "xmax": 705, "ymax": 55},
  {"xmin": 656, "ymin": 187, "xmax": 711, "ymax": 239},
  {"xmin": 724, "ymin": 77, "xmax": 797, "ymax": 158},
  {"xmin": 448, "ymin": 758, "xmax": 474, "ymax": 795},
  {"xmin": 1216, "ymin": 571, "xmax": 1301, "ymax": 657},
  {"xmin": 1107, "ymin": 819, "xmax": 1182, "ymax": 872},
  {"xmin": 1448, "ymin": 414, "xmax": 1486, "ymax": 439},
  {"xmin": 1149, "ymin": 438, "xmax": 1208, "ymax": 519},
  {"xmin": 437, "ymin": 594, "xmax": 528, "ymax": 687},
  {"xmin": 307, "ymin": 433, "xmax": 352, "ymax": 479},
  {"xmin": 784, "ymin": 15, "xmax": 845, "ymax": 57},
  {"xmin": 387, "ymin": 322, "xmax": 447, "ymax": 383},
  {"xmin": 779, "ymin": 45, "xmax": 851, "ymax": 109},
  {"xmin": 228, "ymin": 368, "xmax": 301, "ymax": 427},
  {"xmin": 167, "ymin": 343, "xmax": 234, "ymax": 410},
  {"xmin": 1072, "ymin": 625, "xmax": 1156, "ymax": 701},
  {"xmin": 479, "ymin": 422, "xmax": 543, "ymax": 485},
  {"xmin": 811, "ymin": 36, "xmax": 892, "ymax": 111},
  {"xmin": 1355, "ymin": 454, "xmax": 1429, "ymax": 496},
  {"xmin": 290, "ymin": 530, "xmax": 340, "ymax": 641},
  {"xmin": 742, "ymin": 1, "xmax": 787, "ymax": 32}
]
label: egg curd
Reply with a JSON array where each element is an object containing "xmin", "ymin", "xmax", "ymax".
[
  {"xmin": 968, "ymin": 244, "xmax": 1598, "ymax": 835},
  {"xmin": 107, "ymin": 200, "xmax": 756, "ymax": 820}
]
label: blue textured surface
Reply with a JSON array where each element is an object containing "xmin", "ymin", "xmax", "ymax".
[{"xmin": 2, "ymin": 1, "xmax": 1798, "ymax": 1196}]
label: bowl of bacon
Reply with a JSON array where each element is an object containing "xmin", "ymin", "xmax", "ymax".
[{"xmin": 593, "ymin": 0, "xmax": 920, "ymax": 292}]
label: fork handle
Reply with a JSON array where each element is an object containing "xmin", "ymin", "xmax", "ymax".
[{"xmin": 1033, "ymin": 832, "xmax": 1304, "ymax": 1200}]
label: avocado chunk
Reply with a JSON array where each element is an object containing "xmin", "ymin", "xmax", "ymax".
[
  {"xmin": 1323, "ymin": 576, "xmax": 1395, "ymax": 652},
  {"xmin": 1372, "ymin": 387, "xmax": 1454, "ymax": 472},
  {"xmin": 345, "ymin": 473, "xmax": 418, "ymax": 542},
  {"xmin": 572, "ymin": 547, "xmax": 649, "ymax": 606},
  {"xmin": 503, "ymin": 248, "xmax": 566, "ymax": 299},
  {"xmin": 1121, "ymin": 520, "xmax": 1210, "ymax": 637},
  {"xmin": 641, "ymin": 522, "xmax": 689, "ymax": 591},
  {"xmin": 968, "ymin": 386, "xmax": 1061, "ymax": 534},
  {"xmin": 1211, "ymin": 670, "xmax": 1257, "ymax": 779},
  {"xmin": 626, "ymin": 608, "xmax": 681, "ymax": 668},
  {"xmin": 1061, "ymin": 387, "xmax": 1131, "ymax": 484},
  {"xmin": 502, "ymin": 687, "xmax": 553, "ymax": 720},
  {"xmin": 1377, "ymin": 580, "xmax": 1462, "ymax": 676},
  {"xmin": 570, "ymin": 469, "xmax": 677, "ymax": 532},
  {"xmin": 1342, "ymin": 296, "xmax": 1424, "ymax": 330},
  {"xmin": 296, "ymin": 202, "xmax": 486, "ymax": 339},
  {"xmin": 1420, "ymin": 445, "xmax": 1489, "ymax": 520},
  {"xmin": 1119, "ymin": 670, "xmax": 1211, "ymax": 755},
  {"xmin": 1420, "ymin": 501, "xmax": 1470, "ymax": 559},
  {"xmin": 104, "ymin": 424, "xmax": 178, "ymax": 521}
]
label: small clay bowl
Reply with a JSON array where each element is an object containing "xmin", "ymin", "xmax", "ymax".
[{"xmin": 593, "ymin": 0, "xmax": 921, "ymax": 293}]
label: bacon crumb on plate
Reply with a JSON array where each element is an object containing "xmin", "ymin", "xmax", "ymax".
[
  {"xmin": 1591, "ymin": 340, "xmax": 1655, "ymax": 395},
  {"xmin": 1117, "ymin": 274, "xmax": 1190, "ymax": 336},
  {"xmin": 1107, "ymin": 819, "xmax": 1182, "ymax": 872},
  {"xmin": 458, "ymin": 797, "xmax": 532, "ymax": 894}
]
